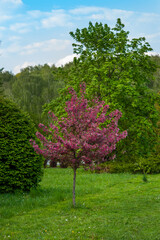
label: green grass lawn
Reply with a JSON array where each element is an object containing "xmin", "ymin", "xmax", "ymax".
[{"xmin": 0, "ymin": 168, "xmax": 160, "ymax": 240}]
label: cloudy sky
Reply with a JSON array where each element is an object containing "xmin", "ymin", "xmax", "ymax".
[{"xmin": 0, "ymin": 0, "xmax": 160, "ymax": 74}]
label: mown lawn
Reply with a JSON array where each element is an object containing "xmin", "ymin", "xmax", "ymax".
[{"xmin": 0, "ymin": 168, "xmax": 160, "ymax": 240}]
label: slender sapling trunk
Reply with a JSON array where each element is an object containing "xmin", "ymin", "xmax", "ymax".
[{"xmin": 73, "ymin": 168, "xmax": 76, "ymax": 207}]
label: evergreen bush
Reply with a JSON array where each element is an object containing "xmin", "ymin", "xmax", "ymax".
[{"xmin": 0, "ymin": 97, "xmax": 43, "ymax": 193}]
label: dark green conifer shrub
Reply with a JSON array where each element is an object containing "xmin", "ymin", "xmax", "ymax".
[{"xmin": 0, "ymin": 97, "xmax": 43, "ymax": 193}]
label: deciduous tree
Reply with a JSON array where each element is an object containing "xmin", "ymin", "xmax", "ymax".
[
  {"xmin": 31, "ymin": 84, "xmax": 127, "ymax": 206},
  {"xmin": 11, "ymin": 64, "xmax": 64, "ymax": 126}
]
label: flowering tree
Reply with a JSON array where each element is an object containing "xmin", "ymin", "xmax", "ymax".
[{"xmin": 30, "ymin": 83, "xmax": 127, "ymax": 206}]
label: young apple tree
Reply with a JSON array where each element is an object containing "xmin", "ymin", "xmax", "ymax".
[{"xmin": 30, "ymin": 83, "xmax": 127, "ymax": 206}]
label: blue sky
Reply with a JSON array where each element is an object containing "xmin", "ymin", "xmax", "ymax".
[{"xmin": 0, "ymin": 0, "xmax": 160, "ymax": 74}]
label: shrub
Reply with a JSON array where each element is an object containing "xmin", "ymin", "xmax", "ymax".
[
  {"xmin": 107, "ymin": 161, "xmax": 135, "ymax": 173},
  {"xmin": 107, "ymin": 155, "xmax": 160, "ymax": 174},
  {"xmin": 134, "ymin": 155, "xmax": 160, "ymax": 174},
  {"xmin": 0, "ymin": 97, "xmax": 43, "ymax": 193}
]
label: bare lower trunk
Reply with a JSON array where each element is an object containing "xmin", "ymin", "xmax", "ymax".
[{"xmin": 73, "ymin": 168, "xmax": 76, "ymax": 207}]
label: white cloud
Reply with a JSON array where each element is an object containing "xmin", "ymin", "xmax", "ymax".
[
  {"xmin": 27, "ymin": 10, "xmax": 48, "ymax": 18},
  {"xmin": 10, "ymin": 22, "xmax": 31, "ymax": 33},
  {"xmin": 70, "ymin": 6, "xmax": 133, "ymax": 21},
  {"xmin": 0, "ymin": 0, "xmax": 23, "ymax": 27},
  {"xmin": 13, "ymin": 61, "xmax": 37, "ymax": 74},
  {"xmin": 20, "ymin": 39, "xmax": 71, "ymax": 55},
  {"xmin": 146, "ymin": 51, "xmax": 160, "ymax": 56},
  {"xmin": 41, "ymin": 9, "xmax": 72, "ymax": 28},
  {"xmin": 2, "ymin": 38, "xmax": 71, "ymax": 57},
  {"xmin": 1, "ymin": 0, "xmax": 23, "ymax": 5},
  {"xmin": 0, "ymin": 15, "xmax": 12, "ymax": 22},
  {"xmin": 8, "ymin": 35, "xmax": 21, "ymax": 41},
  {"xmin": 91, "ymin": 9, "xmax": 133, "ymax": 21},
  {"xmin": 0, "ymin": 26, "xmax": 6, "ymax": 30},
  {"xmin": 70, "ymin": 6, "xmax": 102, "ymax": 15},
  {"xmin": 137, "ymin": 13, "xmax": 160, "ymax": 23},
  {"xmin": 0, "ymin": 0, "xmax": 22, "ymax": 23},
  {"xmin": 55, "ymin": 54, "xmax": 78, "ymax": 67},
  {"xmin": 145, "ymin": 32, "xmax": 160, "ymax": 39},
  {"xmin": 3, "ymin": 42, "xmax": 21, "ymax": 54}
]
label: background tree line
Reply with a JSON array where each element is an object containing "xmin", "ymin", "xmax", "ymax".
[
  {"xmin": 1, "ymin": 55, "xmax": 159, "ymax": 124},
  {"xmin": 0, "ymin": 64, "xmax": 64, "ymax": 126}
]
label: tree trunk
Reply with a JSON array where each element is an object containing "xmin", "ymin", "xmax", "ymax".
[{"xmin": 73, "ymin": 168, "xmax": 76, "ymax": 207}]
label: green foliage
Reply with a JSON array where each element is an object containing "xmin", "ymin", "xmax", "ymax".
[
  {"xmin": 11, "ymin": 64, "xmax": 64, "ymax": 126},
  {"xmin": 0, "ymin": 70, "xmax": 14, "ymax": 98},
  {"xmin": 0, "ymin": 79, "xmax": 3, "ymax": 96},
  {"xmin": 134, "ymin": 156, "xmax": 160, "ymax": 174},
  {"xmin": 107, "ymin": 155, "xmax": 160, "ymax": 174},
  {"xmin": 44, "ymin": 19, "xmax": 159, "ymax": 161},
  {"xmin": 0, "ymin": 97, "xmax": 44, "ymax": 193},
  {"xmin": 0, "ymin": 68, "xmax": 4, "ymax": 96},
  {"xmin": 149, "ymin": 55, "xmax": 160, "ymax": 92},
  {"xmin": 107, "ymin": 161, "xmax": 136, "ymax": 173}
]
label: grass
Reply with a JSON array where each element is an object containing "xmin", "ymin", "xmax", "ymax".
[{"xmin": 0, "ymin": 168, "xmax": 160, "ymax": 240}]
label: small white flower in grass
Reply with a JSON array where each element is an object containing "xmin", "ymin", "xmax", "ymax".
[{"xmin": 65, "ymin": 219, "xmax": 68, "ymax": 221}]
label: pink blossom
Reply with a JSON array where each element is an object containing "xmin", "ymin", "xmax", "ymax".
[{"xmin": 30, "ymin": 83, "xmax": 127, "ymax": 170}]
